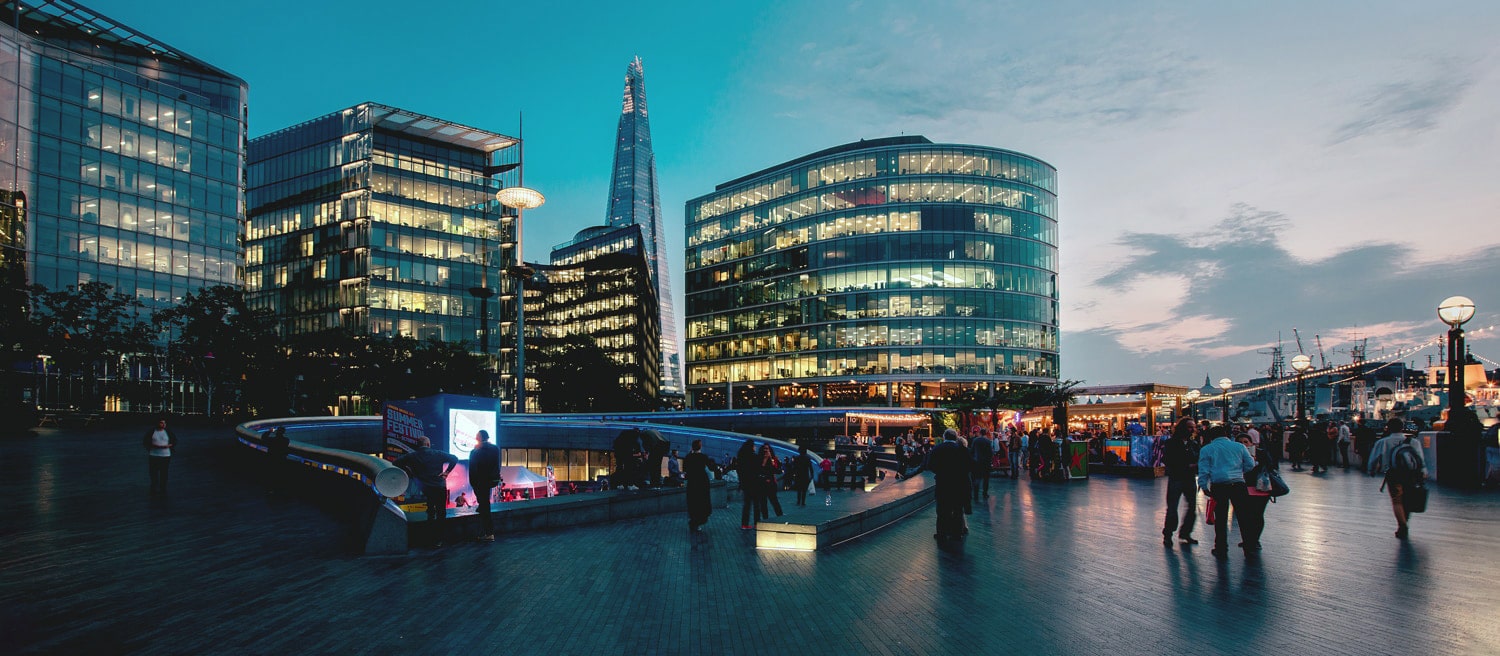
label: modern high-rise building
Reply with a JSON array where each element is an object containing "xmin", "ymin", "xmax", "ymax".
[
  {"xmin": 522, "ymin": 223, "xmax": 660, "ymax": 410},
  {"xmin": 0, "ymin": 0, "xmax": 246, "ymax": 306},
  {"xmin": 683, "ymin": 136, "xmax": 1059, "ymax": 409},
  {"xmin": 0, "ymin": 0, "xmax": 247, "ymax": 412},
  {"xmin": 245, "ymin": 103, "xmax": 522, "ymax": 405},
  {"xmin": 604, "ymin": 56, "xmax": 681, "ymax": 403}
]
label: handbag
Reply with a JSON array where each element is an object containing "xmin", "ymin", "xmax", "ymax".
[
  {"xmin": 1404, "ymin": 481, "xmax": 1429, "ymax": 513},
  {"xmin": 1263, "ymin": 469, "xmax": 1290, "ymax": 497},
  {"xmin": 1205, "ymin": 497, "xmax": 1217, "ymax": 524}
]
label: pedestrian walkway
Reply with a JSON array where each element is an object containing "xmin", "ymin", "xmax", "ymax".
[{"xmin": 2, "ymin": 426, "xmax": 1497, "ymax": 655}]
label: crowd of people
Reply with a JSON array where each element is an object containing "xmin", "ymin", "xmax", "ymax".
[{"xmin": 1159, "ymin": 415, "xmax": 1428, "ymax": 559}]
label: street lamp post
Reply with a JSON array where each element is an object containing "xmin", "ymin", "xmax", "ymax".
[
  {"xmin": 1218, "ymin": 377, "xmax": 1233, "ymax": 425},
  {"xmin": 1438, "ymin": 296, "xmax": 1476, "ymax": 415},
  {"xmin": 1185, "ymin": 389, "xmax": 1200, "ymax": 419},
  {"xmin": 1291, "ymin": 354, "xmax": 1312, "ymax": 421},
  {"xmin": 495, "ymin": 185, "xmax": 545, "ymax": 414}
]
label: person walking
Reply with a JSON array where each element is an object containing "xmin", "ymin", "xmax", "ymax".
[
  {"xmin": 143, "ymin": 418, "xmax": 177, "ymax": 496},
  {"xmin": 758, "ymin": 444, "xmax": 784, "ymax": 519},
  {"xmin": 970, "ymin": 427, "xmax": 995, "ymax": 501},
  {"xmin": 1197, "ymin": 425, "xmax": 1257, "ymax": 560},
  {"xmin": 1007, "ymin": 429, "xmax": 1024, "ymax": 479},
  {"xmin": 1160, "ymin": 418, "xmax": 1201, "ymax": 546},
  {"xmin": 905, "ymin": 429, "xmax": 973, "ymax": 539},
  {"xmin": 1287, "ymin": 421, "xmax": 1308, "ymax": 471},
  {"xmin": 791, "ymin": 446, "xmax": 815, "ymax": 506},
  {"xmin": 468, "ymin": 430, "xmax": 500, "ymax": 542},
  {"xmin": 684, "ymin": 439, "xmax": 713, "ymax": 531},
  {"xmin": 1367, "ymin": 418, "xmax": 1426, "ymax": 539},
  {"xmin": 735, "ymin": 440, "xmax": 762, "ymax": 529},
  {"xmin": 1353, "ymin": 417, "xmax": 1378, "ymax": 470},
  {"xmin": 1336, "ymin": 420, "xmax": 1352, "ymax": 469},
  {"xmin": 1237, "ymin": 438, "xmax": 1278, "ymax": 553},
  {"xmin": 395, "ymin": 436, "xmax": 458, "ymax": 547},
  {"xmin": 1308, "ymin": 420, "xmax": 1333, "ymax": 473}
]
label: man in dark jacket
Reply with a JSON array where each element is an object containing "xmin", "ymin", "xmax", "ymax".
[
  {"xmin": 468, "ymin": 430, "xmax": 501, "ymax": 542},
  {"xmin": 906, "ymin": 429, "xmax": 973, "ymax": 539},
  {"xmin": 612, "ymin": 429, "xmax": 644, "ymax": 490},
  {"xmin": 1160, "ymin": 418, "xmax": 1201, "ymax": 546},
  {"xmin": 791, "ymin": 446, "xmax": 815, "ymax": 506},
  {"xmin": 395, "ymin": 437, "xmax": 458, "ymax": 547},
  {"xmin": 970, "ymin": 428, "xmax": 995, "ymax": 501},
  {"xmin": 1353, "ymin": 417, "xmax": 1378, "ymax": 469}
]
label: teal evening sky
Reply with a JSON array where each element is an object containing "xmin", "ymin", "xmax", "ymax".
[{"xmin": 83, "ymin": 0, "xmax": 1500, "ymax": 385}]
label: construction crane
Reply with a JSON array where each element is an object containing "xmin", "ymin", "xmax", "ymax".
[
  {"xmin": 1315, "ymin": 334, "xmax": 1328, "ymax": 369},
  {"xmin": 1292, "ymin": 328, "xmax": 1307, "ymax": 356}
]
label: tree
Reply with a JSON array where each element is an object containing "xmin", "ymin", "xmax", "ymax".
[
  {"xmin": 29, "ymin": 282, "xmax": 153, "ymax": 410},
  {"xmin": 154, "ymin": 285, "xmax": 282, "ymax": 418},
  {"xmin": 531, "ymin": 336, "xmax": 655, "ymax": 413},
  {"xmin": 944, "ymin": 380, "xmax": 1084, "ymax": 433}
]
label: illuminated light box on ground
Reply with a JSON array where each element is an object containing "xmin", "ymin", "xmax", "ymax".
[{"xmin": 383, "ymin": 394, "xmax": 502, "ymax": 509}]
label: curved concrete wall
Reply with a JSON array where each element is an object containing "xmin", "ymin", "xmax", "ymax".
[{"xmin": 235, "ymin": 414, "xmax": 820, "ymax": 500}]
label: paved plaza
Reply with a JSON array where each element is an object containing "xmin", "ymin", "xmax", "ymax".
[{"xmin": 2, "ymin": 425, "xmax": 1497, "ymax": 655}]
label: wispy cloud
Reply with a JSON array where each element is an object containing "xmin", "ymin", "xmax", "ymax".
[
  {"xmin": 778, "ymin": 2, "xmax": 1208, "ymax": 130},
  {"xmin": 1065, "ymin": 202, "xmax": 1500, "ymax": 383},
  {"xmin": 1328, "ymin": 57, "xmax": 1478, "ymax": 145}
]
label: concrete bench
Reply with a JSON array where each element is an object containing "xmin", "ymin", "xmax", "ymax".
[{"xmin": 756, "ymin": 475, "xmax": 935, "ymax": 551}]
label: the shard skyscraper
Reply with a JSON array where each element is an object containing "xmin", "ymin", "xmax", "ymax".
[{"xmin": 605, "ymin": 57, "xmax": 683, "ymax": 401}]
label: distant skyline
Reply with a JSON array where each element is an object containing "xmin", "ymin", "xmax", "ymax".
[{"xmin": 86, "ymin": 0, "xmax": 1500, "ymax": 388}]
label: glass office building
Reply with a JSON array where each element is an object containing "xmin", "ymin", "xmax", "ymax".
[
  {"xmin": 604, "ymin": 57, "xmax": 682, "ymax": 402},
  {"xmin": 684, "ymin": 136, "xmax": 1059, "ymax": 409},
  {"xmin": 0, "ymin": 0, "xmax": 246, "ymax": 305},
  {"xmin": 524, "ymin": 223, "xmax": 660, "ymax": 409},
  {"xmin": 245, "ymin": 103, "xmax": 521, "ymax": 402},
  {"xmin": 0, "ymin": 0, "xmax": 246, "ymax": 412}
]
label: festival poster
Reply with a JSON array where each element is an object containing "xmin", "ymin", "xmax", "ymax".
[{"xmin": 383, "ymin": 403, "xmax": 425, "ymax": 462}]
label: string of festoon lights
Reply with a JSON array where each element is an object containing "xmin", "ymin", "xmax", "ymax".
[{"xmin": 1162, "ymin": 319, "xmax": 1499, "ymax": 405}]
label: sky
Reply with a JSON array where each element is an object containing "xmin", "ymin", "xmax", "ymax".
[{"xmin": 89, "ymin": 0, "xmax": 1500, "ymax": 388}]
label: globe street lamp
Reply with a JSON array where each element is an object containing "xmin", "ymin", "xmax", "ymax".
[
  {"xmin": 1438, "ymin": 295, "xmax": 1476, "ymax": 416},
  {"xmin": 1185, "ymin": 389, "xmax": 1200, "ymax": 419},
  {"xmin": 1218, "ymin": 377, "xmax": 1233, "ymax": 425},
  {"xmin": 1290, "ymin": 354, "xmax": 1312, "ymax": 421}
]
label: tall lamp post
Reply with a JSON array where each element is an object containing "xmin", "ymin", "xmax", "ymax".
[
  {"xmin": 1218, "ymin": 377, "xmax": 1232, "ymax": 425},
  {"xmin": 1290, "ymin": 354, "xmax": 1312, "ymax": 421},
  {"xmin": 495, "ymin": 186, "xmax": 545, "ymax": 413},
  {"xmin": 1438, "ymin": 295, "xmax": 1475, "ymax": 415},
  {"xmin": 1185, "ymin": 389, "xmax": 1200, "ymax": 419}
]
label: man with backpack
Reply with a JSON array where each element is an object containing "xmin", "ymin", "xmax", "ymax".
[{"xmin": 1367, "ymin": 417, "xmax": 1428, "ymax": 539}]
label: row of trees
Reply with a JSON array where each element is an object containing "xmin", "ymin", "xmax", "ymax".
[
  {"xmin": 2, "ymin": 282, "xmax": 659, "ymax": 419},
  {"xmin": 944, "ymin": 380, "xmax": 1082, "ymax": 433}
]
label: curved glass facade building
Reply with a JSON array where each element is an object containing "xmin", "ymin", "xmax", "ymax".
[{"xmin": 683, "ymin": 136, "xmax": 1058, "ymax": 409}]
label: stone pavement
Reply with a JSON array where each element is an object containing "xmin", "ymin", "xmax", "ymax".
[{"xmin": 2, "ymin": 425, "xmax": 1497, "ymax": 655}]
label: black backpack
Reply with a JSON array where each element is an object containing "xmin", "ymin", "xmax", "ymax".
[{"xmin": 1389, "ymin": 437, "xmax": 1421, "ymax": 481}]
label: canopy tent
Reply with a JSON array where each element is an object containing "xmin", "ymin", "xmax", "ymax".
[{"xmin": 500, "ymin": 466, "xmax": 552, "ymax": 498}]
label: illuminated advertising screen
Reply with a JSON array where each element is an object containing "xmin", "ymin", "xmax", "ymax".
[{"xmin": 448, "ymin": 408, "xmax": 496, "ymax": 460}]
